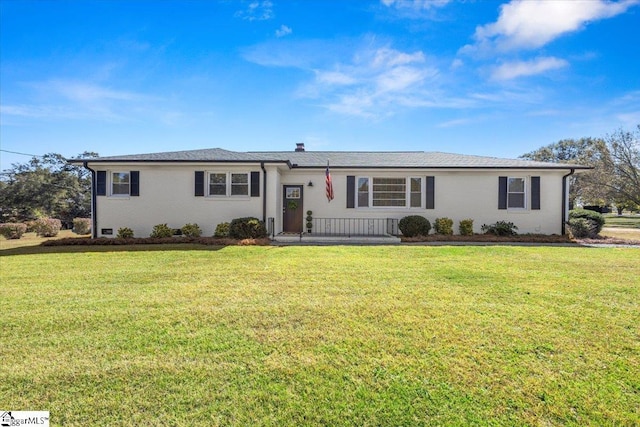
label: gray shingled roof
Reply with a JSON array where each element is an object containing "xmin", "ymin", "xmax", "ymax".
[{"xmin": 73, "ymin": 148, "xmax": 590, "ymax": 169}]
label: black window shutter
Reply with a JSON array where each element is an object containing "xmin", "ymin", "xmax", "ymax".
[
  {"xmin": 425, "ymin": 176, "xmax": 435, "ymax": 209},
  {"xmin": 531, "ymin": 176, "xmax": 541, "ymax": 210},
  {"xmin": 96, "ymin": 171, "xmax": 107, "ymax": 196},
  {"xmin": 498, "ymin": 176, "xmax": 508, "ymax": 210},
  {"xmin": 346, "ymin": 176, "xmax": 355, "ymax": 208},
  {"xmin": 195, "ymin": 171, "xmax": 205, "ymax": 197},
  {"xmin": 130, "ymin": 171, "xmax": 140, "ymax": 196},
  {"xmin": 250, "ymin": 171, "xmax": 260, "ymax": 197}
]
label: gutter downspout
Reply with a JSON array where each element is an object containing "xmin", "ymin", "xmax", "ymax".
[
  {"xmin": 261, "ymin": 162, "xmax": 267, "ymax": 223},
  {"xmin": 561, "ymin": 168, "xmax": 575, "ymax": 235},
  {"xmin": 83, "ymin": 161, "xmax": 98, "ymax": 239}
]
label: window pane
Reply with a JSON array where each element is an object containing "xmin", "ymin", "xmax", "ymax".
[
  {"xmin": 410, "ymin": 178, "xmax": 422, "ymax": 207},
  {"xmin": 210, "ymin": 173, "xmax": 226, "ymax": 195},
  {"xmin": 508, "ymin": 194, "xmax": 525, "ymax": 208},
  {"xmin": 508, "ymin": 177, "xmax": 525, "ymax": 192},
  {"xmin": 357, "ymin": 178, "xmax": 369, "ymax": 207},
  {"xmin": 372, "ymin": 177, "xmax": 406, "ymax": 207},
  {"xmin": 231, "ymin": 174, "xmax": 248, "ymax": 184},
  {"xmin": 410, "ymin": 193, "xmax": 422, "ymax": 208},
  {"xmin": 231, "ymin": 173, "xmax": 248, "ymax": 196},
  {"xmin": 286, "ymin": 187, "xmax": 300, "ymax": 199},
  {"xmin": 112, "ymin": 172, "xmax": 130, "ymax": 195},
  {"xmin": 410, "ymin": 177, "xmax": 422, "ymax": 192}
]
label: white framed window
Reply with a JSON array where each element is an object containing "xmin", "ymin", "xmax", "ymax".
[
  {"xmin": 111, "ymin": 172, "xmax": 130, "ymax": 196},
  {"xmin": 357, "ymin": 177, "xmax": 369, "ymax": 207},
  {"xmin": 507, "ymin": 177, "xmax": 526, "ymax": 209},
  {"xmin": 410, "ymin": 177, "xmax": 422, "ymax": 208},
  {"xmin": 208, "ymin": 172, "xmax": 250, "ymax": 197},
  {"xmin": 231, "ymin": 173, "xmax": 249, "ymax": 196},
  {"xmin": 356, "ymin": 176, "xmax": 423, "ymax": 208}
]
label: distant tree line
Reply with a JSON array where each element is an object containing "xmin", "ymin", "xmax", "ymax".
[
  {"xmin": 0, "ymin": 152, "xmax": 97, "ymax": 227},
  {"xmin": 520, "ymin": 124, "xmax": 640, "ymax": 213}
]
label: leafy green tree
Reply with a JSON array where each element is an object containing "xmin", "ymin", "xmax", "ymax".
[
  {"xmin": 520, "ymin": 137, "xmax": 606, "ymax": 206},
  {"xmin": 0, "ymin": 152, "xmax": 97, "ymax": 226},
  {"xmin": 520, "ymin": 126, "xmax": 639, "ymax": 209}
]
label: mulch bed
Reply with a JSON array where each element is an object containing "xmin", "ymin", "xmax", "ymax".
[
  {"xmin": 41, "ymin": 236, "xmax": 271, "ymax": 246},
  {"xmin": 41, "ymin": 234, "xmax": 640, "ymax": 247}
]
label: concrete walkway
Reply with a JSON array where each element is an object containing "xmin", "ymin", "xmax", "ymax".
[{"xmin": 271, "ymin": 234, "xmax": 401, "ymax": 245}]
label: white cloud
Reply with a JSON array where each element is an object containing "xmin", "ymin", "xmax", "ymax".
[
  {"xmin": 464, "ymin": 0, "xmax": 639, "ymax": 54},
  {"xmin": 275, "ymin": 24, "xmax": 292, "ymax": 38},
  {"xmin": 314, "ymin": 71, "xmax": 357, "ymax": 86},
  {"xmin": 235, "ymin": 1, "xmax": 274, "ymax": 21},
  {"xmin": 2, "ymin": 79, "xmax": 158, "ymax": 122},
  {"xmin": 305, "ymin": 47, "xmax": 442, "ymax": 117},
  {"xmin": 450, "ymin": 58, "xmax": 463, "ymax": 70},
  {"xmin": 44, "ymin": 80, "xmax": 144, "ymax": 102},
  {"xmin": 491, "ymin": 57, "xmax": 569, "ymax": 80}
]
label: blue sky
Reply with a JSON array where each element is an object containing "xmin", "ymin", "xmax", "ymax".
[{"xmin": 1, "ymin": 0, "xmax": 639, "ymax": 171}]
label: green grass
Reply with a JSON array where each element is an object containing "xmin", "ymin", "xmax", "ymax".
[
  {"xmin": 604, "ymin": 214, "xmax": 640, "ymax": 229},
  {"xmin": 1, "ymin": 245, "xmax": 639, "ymax": 426}
]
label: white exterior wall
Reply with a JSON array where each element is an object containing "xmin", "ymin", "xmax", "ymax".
[
  {"xmin": 91, "ymin": 162, "xmax": 567, "ymax": 237},
  {"xmin": 92, "ymin": 163, "xmax": 264, "ymax": 238},
  {"xmin": 279, "ymin": 168, "xmax": 566, "ymax": 235}
]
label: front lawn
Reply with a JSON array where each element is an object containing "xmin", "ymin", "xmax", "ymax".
[
  {"xmin": 1, "ymin": 246, "xmax": 638, "ymax": 426},
  {"xmin": 604, "ymin": 214, "xmax": 640, "ymax": 229}
]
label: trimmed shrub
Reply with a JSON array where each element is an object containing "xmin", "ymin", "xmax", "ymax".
[
  {"xmin": 34, "ymin": 218, "xmax": 62, "ymax": 237},
  {"xmin": 567, "ymin": 218, "xmax": 596, "ymax": 238},
  {"xmin": 229, "ymin": 217, "xmax": 267, "ymax": 239},
  {"xmin": 25, "ymin": 220, "xmax": 39, "ymax": 233},
  {"xmin": 181, "ymin": 223, "xmax": 202, "ymax": 237},
  {"xmin": 214, "ymin": 222, "xmax": 230, "ymax": 238},
  {"xmin": 73, "ymin": 218, "xmax": 92, "ymax": 235},
  {"xmin": 0, "ymin": 223, "xmax": 27, "ymax": 239},
  {"xmin": 569, "ymin": 209, "xmax": 605, "ymax": 235},
  {"xmin": 459, "ymin": 219, "xmax": 474, "ymax": 236},
  {"xmin": 306, "ymin": 211, "xmax": 313, "ymax": 231},
  {"xmin": 434, "ymin": 217, "xmax": 454, "ymax": 235},
  {"xmin": 117, "ymin": 227, "xmax": 134, "ymax": 238},
  {"xmin": 481, "ymin": 221, "xmax": 518, "ymax": 236},
  {"xmin": 150, "ymin": 223, "xmax": 174, "ymax": 238},
  {"xmin": 398, "ymin": 215, "xmax": 431, "ymax": 237}
]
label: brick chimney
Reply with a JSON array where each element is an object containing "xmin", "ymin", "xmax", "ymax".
[{"xmin": 295, "ymin": 143, "xmax": 305, "ymax": 152}]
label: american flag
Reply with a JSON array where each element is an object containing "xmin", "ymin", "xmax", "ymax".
[{"xmin": 325, "ymin": 162, "xmax": 334, "ymax": 202}]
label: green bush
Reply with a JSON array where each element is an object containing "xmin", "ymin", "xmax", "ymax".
[
  {"xmin": 229, "ymin": 217, "xmax": 267, "ymax": 239},
  {"xmin": 34, "ymin": 218, "xmax": 62, "ymax": 237},
  {"xmin": 567, "ymin": 218, "xmax": 596, "ymax": 238},
  {"xmin": 150, "ymin": 223, "xmax": 174, "ymax": 238},
  {"xmin": 398, "ymin": 215, "xmax": 431, "ymax": 237},
  {"xmin": 0, "ymin": 223, "xmax": 27, "ymax": 239},
  {"xmin": 73, "ymin": 218, "xmax": 92, "ymax": 235},
  {"xmin": 569, "ymin": 209, "xmax": 605, "ymax": 235},
  {"xmin": 481, "ymin": 221, "xmax": 518, "ymax": 236},
  {"xmin": 214, "ymin": 222, "xmax": 230, "ymax": 238},
  {"xmin": 434, "ymin": 217, "xmax": 454, "ymax": 235},
  {"xmin": 181, "ymin": 223, "xmax": 202, "ymax": 237},
  {"xmin": 117, "ymin": 227, "xmax": 134, "ymax": 238},
  {"xmin": 459, "ymin": 219, "xmax": 474, "ymax": 236}
]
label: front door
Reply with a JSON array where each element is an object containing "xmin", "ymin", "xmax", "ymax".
[{"xmin": 283, "ymin": 185, "xmax": 303, "ymax": 233}]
